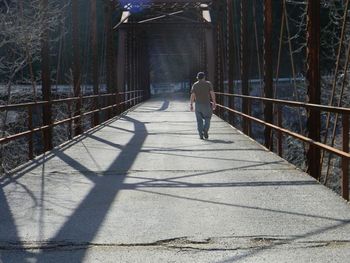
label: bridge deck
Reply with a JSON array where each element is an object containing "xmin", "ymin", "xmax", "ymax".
[{"xmin": 1, "ymin": 95, "xmax": 350, "ymax": 262}]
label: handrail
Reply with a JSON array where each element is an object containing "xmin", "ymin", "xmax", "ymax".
[
  {"xmin": 0, "ymin": 90, "xmax": 144, "ymax": 111},
  {"xmin": 215, "ymin": 92, "xmax": 350, "ymax": 200},
  {"xmin": 0, "ymin": 95, "xmax": 143, "ymax": 144},
  {"xmin": 216, "ymin": 103, "xmax": 350, "ymax": 159},
  {"xmin": 215, "ymin": 92, "xmax": 350, "ymax": 114}
]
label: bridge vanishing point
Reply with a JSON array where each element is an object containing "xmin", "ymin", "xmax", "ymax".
[{"xmin": 1, "ymin": 0, "xmax": 350, "ymax": 262}]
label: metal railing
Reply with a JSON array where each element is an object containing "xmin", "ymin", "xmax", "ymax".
[
  {"xmin": 215, "ymin": 92, "xmax": 350, "ymax": 200},
  {"xmin": 0, "ymin": 90, "xmax": 144, "ymax": 161}
]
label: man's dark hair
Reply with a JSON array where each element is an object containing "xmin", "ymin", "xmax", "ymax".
[{"xmin": 197, "ymin": 72, "xmax": 205, "ymax": 80}]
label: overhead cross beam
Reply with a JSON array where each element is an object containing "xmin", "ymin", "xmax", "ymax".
[
  {"xmin": 138, "ymin": 10, "xmax": 184, "ymax": 24},
  {"xmin": 115, "ymin": 0, "xmax": 213, "ymax": 11}
]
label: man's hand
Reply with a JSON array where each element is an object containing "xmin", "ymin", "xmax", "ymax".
[
  {"xmin": 190, "ymin": 104, "xmax": 194, "ymax": 112},
  {"xmin": 212, "ymin": 102, "xmax": 217, "ymax": 110}
]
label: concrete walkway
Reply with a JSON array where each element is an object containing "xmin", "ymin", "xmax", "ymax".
[{"xmin": 1, "ymin": 95, "xmax": 350, "ymax": 263}]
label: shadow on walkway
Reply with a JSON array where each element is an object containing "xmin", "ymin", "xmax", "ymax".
[{"xmin": 0, "ymin": 115, "xmax": 147, "ymax": 263}]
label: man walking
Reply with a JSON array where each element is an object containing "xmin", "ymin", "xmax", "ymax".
[{"xmin": 190, "ymin": 72, "xmax": 217, "ymax": 139}]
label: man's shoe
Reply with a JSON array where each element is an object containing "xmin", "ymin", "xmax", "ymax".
[
  {"xmin": 199, "ymin": 132, "xmax": 204, "ymax": 139},
  {"xmin": 203, "ymin": 131, "xmax": 209, "ymax": 139}
]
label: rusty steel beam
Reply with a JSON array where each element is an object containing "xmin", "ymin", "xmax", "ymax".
[
  {"xmin": 241, "ymin": 0, "xmax": 250, "ymax": 135},
  {"xmin": 205, "ymin": 24, "xmax": 215, "ymax": 83},
  {"xmin": 105, "ymin": 0, "xmax": 115, "ymax": 118},
  {"xmin": 215, "ymin": 103, "xmax": 350, "ymax": 161},
  {"xmin": 132, "ymin": 22, "xmax": 137, "ymax": 106},
  {"xmin": 91, "ymin": 0, "xmax": 99, "ymax": 127},
  {"xmin": 263, "ymin": 0, "xmax": 273, "ymax": 150},
  {"xmin": 227, "ymin": 0, "xmax": 235, "ymax": 125},
  {"xmin": 0, "ymin": 93, "xmax": 145, "ymax": 145},
  {"xmin": 117, "ymin": 29, "xmax": 127, "ymax": 98},
  {"xmin": 126, "ymin": 28, "xmax": 131, "ymax": 110},
  {"xmin": 306, "ymin": 0, "xmax": 321, "ymax": 179},
  {"xmin": 41, "ymin": 0, "xmax": 53, "ymax": 152},
  {"xmin": 215, "ymin": 92, "xmax": 350, "ymax": 114},
  {"xmin": 277, "ymin": 105, "xmax": 283, "ymax": 157},
  {"xmin": 144, "ymin": 41, "xmax": 151, "ymax": 99},
  {"xmin": 342, "ymin": 114, "xmax": 349, "ymax": 200},
  {"xmin": 216, "ymin": 22, "xmax": 224, "ymax": 118},
  {"xmin": 72, "ymin": 0, "xmax": 82, "ymax": 136},
  {"xmin": 28, "ymin": 106, "xmax": 34, "ymax": 159}
]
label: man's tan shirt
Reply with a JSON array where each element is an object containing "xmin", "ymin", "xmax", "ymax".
[{"xmin": 191, "ymin": 80, "xmax": 213, "ymax": 104}]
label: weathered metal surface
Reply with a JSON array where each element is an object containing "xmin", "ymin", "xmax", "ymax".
[
  {"xmin": 306, "ymin": 0, "xmax": 321, "ymax": 179},
  {"xmin": 205, "ymin": 27, "xmax": 215, "ymax": 83},
  {"xmin": 227, "ymin": 0, "xmax": 235, "ymax": 125},
  {"xmin": 241, "ymin": 0, "xmax": 250, "ymax": 135},
  {"xmin": 0, "ymin": 92, "xmax": 143, "ymax": 145},
  {"xmin": 105, "ymin": 0, "xmax": 116, "ymax": 119},
  {"xmin": 216, "ymin": 103, "xmax": 350, "ymax": 160},
  {"xmin": 28, "ymin": 106, "xmax": 34, "ymax": 160},
  {"xmin": 116, "ymin": 0, "xmax": 213, "ymax": 11},
  {"xmin": 72, "ymin": 0, "xmax": 82, "ymax": 136},
  {"xmin": 277, "ymin": 105, "xmax": 283, "ymax": 157},
  {"xmin": 343, "ymin": 114, "xmax": 349, "ymax": 200},
  {"xmin": 91, "ymin": 0, "xmax": 99, "ymax": 127},
  {"xmin": 215, "ymin": 92, "xmax": 350, "ymax": 115},
  {"xmin": 263, "ymin": 0, "xmax": 273, "ymax": 150},
  {"xmin": 41, "ymin": 0, "xmax": 53, "ymax": 152},
  {"xmin": 117, "ymin": 29, "xmax": 127, "ymax": 98}
]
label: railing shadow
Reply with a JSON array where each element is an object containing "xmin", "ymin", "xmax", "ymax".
[
  {"xmin": 156, "ymin": 99, "xmax": 169, "ymax": 111},
  {"xmin": 0, "ymin": 114, "xmax": 148, "ymax": 263}
]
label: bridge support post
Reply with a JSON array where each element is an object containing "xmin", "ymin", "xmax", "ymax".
[
  {"xmin": 227, "ymin": 0, "xmax": 235, "ymax": 125},
  {"xmin": 90, "ymin": 0, "xmax": 99, "ymax": 126},
  {"xmin": 241, "ymin": 0, "xmax": 251, "ymax": 135},
  {"xmin": 205, "ymin": 27, "xmax": 215, "ymax": 85},
  {"xmin": 41, "ymin": 0, "xmax": 53, "ymax": 152},
  {"xmin": 105, "ymin": 1, "xmax": 117, "ymax": 117},
  {"xmin": 72, "ymin": 0, "xmax": 82, "ymax": 136},
  {"xmin": 215, "ymin": 11, "xmax": 225, "ymax": 119},
  {"xmin": 117, "ymin": 29, "xmax": 127, "ymax": 109},
  {"xmin": 306, "ymin": 0, "xmax": 321, "ymax": 179},
  {"xmin": 263, "ymin": 0, "xmax": 273, "ymax": 150},
  {"xmin": 342, "ymin": 114, "xmax": 349, "ymax": 201},
  {"xmin": 132, "ymin": 22, "xmax": 137, "ymax": 106}
]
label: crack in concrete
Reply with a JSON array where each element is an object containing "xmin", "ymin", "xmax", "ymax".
[{"xmin": 1, "ymin": 237, "xmax": 350, "ymax": 252}]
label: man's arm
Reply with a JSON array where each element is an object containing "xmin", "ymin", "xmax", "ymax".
[
  {"xmin": 210, "ymin": 91, "xmax": 216, "ymax": 110},
  {"xmin": 190, "ymin": 93, "xmax": 196, "ymax": 111}
]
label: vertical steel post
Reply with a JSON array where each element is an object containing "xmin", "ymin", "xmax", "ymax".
[
  {"xmin": 342, "ymin": 114, "xmax": 349, "ymax": 201},
  {"xmin": 91, "ymin": 0, "xmax": 99, "ymax": 126},
  {"xmin": 306, "ymin": 0, "xmax": 321, "ymax": 179},
  {"xmin": 205, "ymin": 28, "xmax": 215, "ymax": 85},
  {"xmin": 105, "ymin": 0, "xmax": 114, "ymax": 118},
  {"xmin": 277, "ymin": 106, "xmax": 283, "ymax": 157},
  {"xmin": 72, "ymin": 0, "xmax": 82, "ymax": 136},
  {"xmin": 264, "ymin": 0, "xmax": 273, "ymax": 150},
  {"xmin": 117, "ymin": 28, "xmax": 127, "ymax": 105},
  {"xmin": 125, "ymin": 29, "xmax": 131, "ymax": 110},
  {"xmin": 214, "ymin": 22, "xmax": 220, "ymax": 116},
  {"xmin": 241, "ymin": 0, "xmax": 250, "ymax": 135},
  {"xmin": 28, "ymin": 105, "xmax": 34, "ymax": 160},
  {"xmin": 145, "ymin": 40, "xmax": 151, "ymax": 99},
  {"xmin": 216, "ymin": 22, "xmax": 225, "ymax": 118},
  {"xmin": 132, "ymin": 22, "xmax": 136, "ymax": 106},
  {"xmin": 41, "ymin": 0, "xmax": 53, "ymax": 151},
  {"xmin": 68, "ymin": 100, "xmax": 73, "ymax": 139},
  {"xmin": 227, "ymin": 0, "xmax": 235, "ymax": 124}
]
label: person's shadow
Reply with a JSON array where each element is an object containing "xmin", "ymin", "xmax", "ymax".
[{"xmin": 206, "ymin": 139, "xmax": 234, "ymax": 144}]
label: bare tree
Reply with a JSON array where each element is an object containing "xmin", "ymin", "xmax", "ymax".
[{"xmin": 0, "ymin": 0, "xmax": 64, "ymax": 173}]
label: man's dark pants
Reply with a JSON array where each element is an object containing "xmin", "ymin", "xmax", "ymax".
[{"xmin": 195, "ymin": 103, "xmax": 212, "ymax": 137}]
